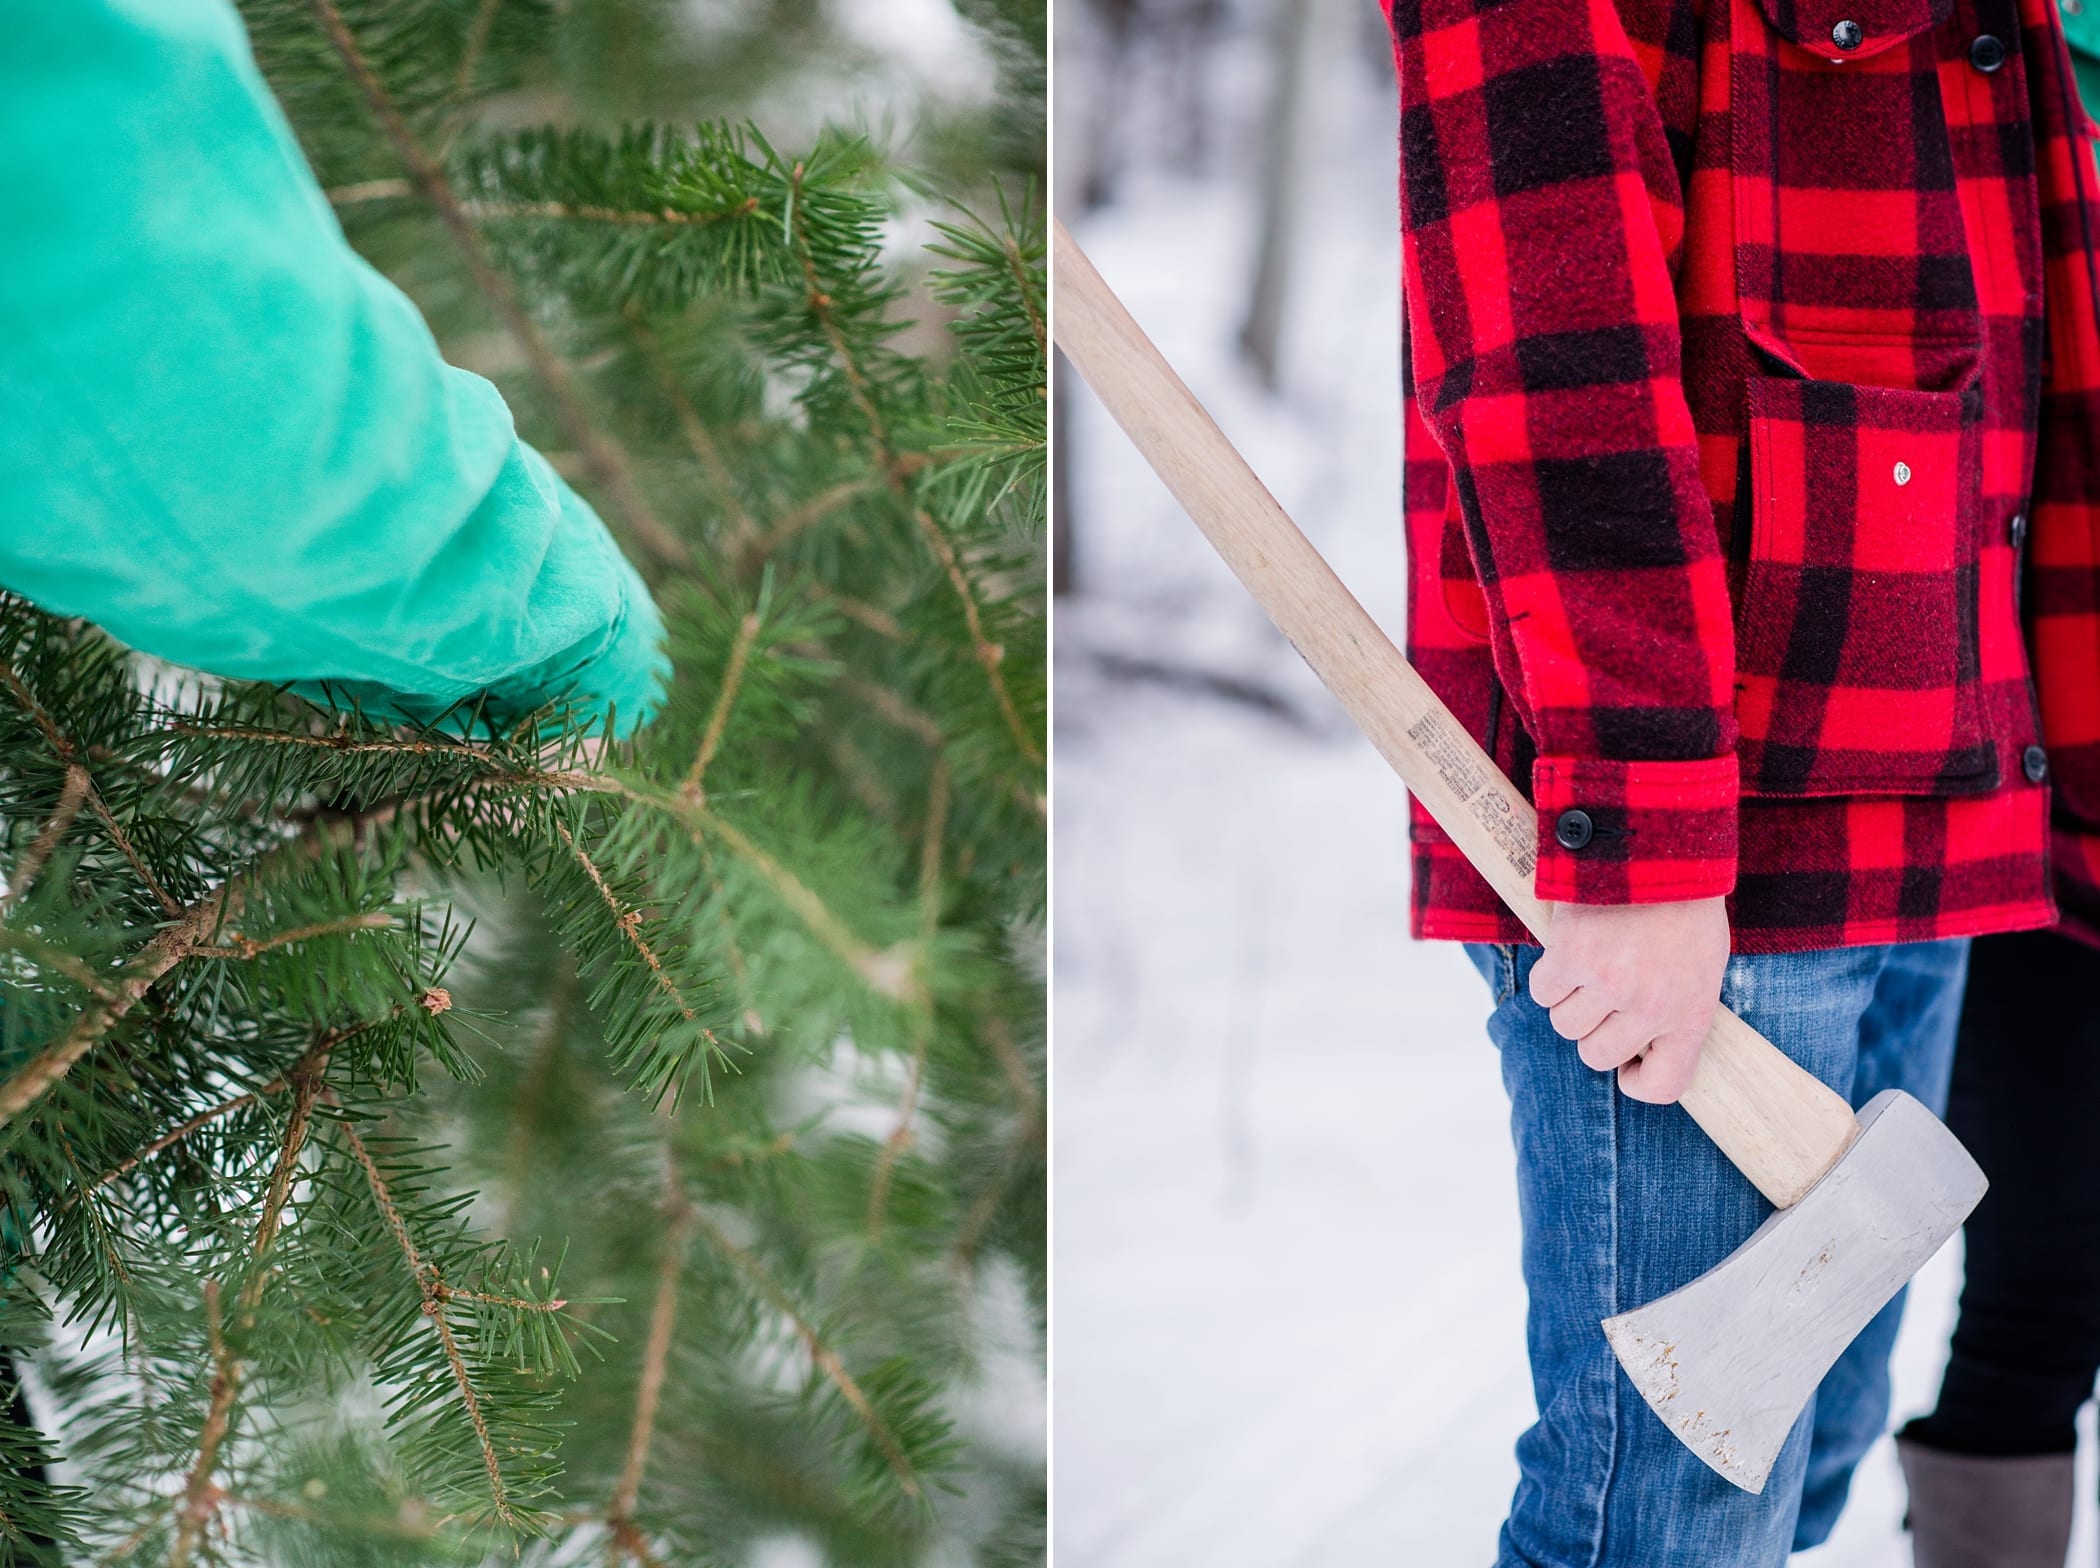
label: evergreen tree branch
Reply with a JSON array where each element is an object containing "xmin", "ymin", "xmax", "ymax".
[
  {"xmin": 624, "ymin": 311, "xmax": 760, "ymax": 557},
  {"xmin": 170, "ymin": 1281, "xmax": 238, "ymax": 1568},
  {"xmin": 332, "ymin": 182, "xmax": 764, "ymax": 230},
  {"xmin": 303, "ymin": 0, "xmax": 693, "ymax": 573},
  {"xmin": 171, "ymin": 1033, "xmax": 333, "ymax": 1564},
  {"xmin": 496, "ymin": 958, "xmax": 575, "ymax": 1238},
  {"xmin": 172, "ymin": 721, "xmax": 609, "ymax": 790},
  {"xmin": 0, "ymin": 925, "xmax": 121, "ymax": 1001},
  {"xmin": 827, "ymin": 731, "xmax": 900, "ymax": 827},
  {"xmin": 78, "ymin": 1014, "xmax": 378, "ymax": 1201},
  {"xmin": 1009, "ymin": 777, "xmax": 1049, "ymax": 821},
  {"xmin": 731, "ymin": 480, "xmax": 877, "ymax": 576},
  {"xmin": 951, "ymin": 1015, "xmax": 1043, "ymax": 1276},
  {"xmin": 680, "ymin": 611, "xmax": 760, "ymax": 802},
  {"xmin": 868, "ymin": 758, "xmax": 948, "ymax": 1238},
  {"xmin": 685, "ymin": 1205, "xmax": 923, "ymax": 1503},
  {"xmin": 432, "ymin": 1284, "xmax": 567, "ymax": 1314},
  {"xmin": 779, "ymin": 166, "xmax": 1039, "ymax": 766},
  {"xmin": 57, "ymin": 1135, "xmax": 136, "ymax": 1299},
  {"xmin": 2, "ymin": 760, "xmax": 89, "ymax": 913},
  {"xmin": 951, "ymin": 1121, "xmax": 1037, "ymax": 1278},
  {"xmin": 910, "ymin": 503, "xmax": 1042, "ymax": 767},
  {"xmin": 471, "ymin": 198, "xmax": 761, "ymax": 227},
  {"xmin": 0, "ymin": 804, "xmax": 398, "ymax": 1129},
  {"xmin": 243, "ymin": 1035, "xmax": 337, "ymax": 1309},
  {"xmin": 787, "ymin": 162, "xmax": 891, "ymax": 455},
  {"xmin": 0, "ymin": 662, "xmax": 180, "ymax": 917},
  {"xmin": 815, "ymin": 589, "xmax": 902, "ymax": 641},
  {"xmin": 192, "ymin": 910, "xmax": 394, "ymax": 961},
  {"xmin": 81, "ymin": 1081, "xmax": 288, "ymax": 1196},
  {"xmin": 837, "ymin": 677, "xmax": 943, "ymax": 746},
  {"xmin": 1002, "ymin": 229, "xmax": 1046, "ymax": 357},
  {"xmin": 553, "ymin": 820, "xmax": 709, "ymax": 1034},
  {"xmin": 452, "ymin": 0, "xmax": 503, "ymax": 100},
  {"xmin": 331, "ymin": 1108, "xmax": 521, "ymax": 1531},
  {"xmin": 620, "ymin": 787, "xmax": 916, "ymax": 1004},
  {"xmin": 327, "ymin": 177, "xmax": 415, "ymax": 203},
  {"xmin": 696, "ymin": 839, "xmax": 763, "ymax": 1036},
  {"xmin": 0, "ymin": 880, "xmax": 235, "ymax": 1129},
  {"xmin": 604, "ymin": 1147, "xmax": 691, "ymax": 1564}
]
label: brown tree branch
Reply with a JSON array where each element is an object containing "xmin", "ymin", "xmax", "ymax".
[
  {"xmin": 452, "ymin": 0, "xmax": 503, "ymax": 99},
  {"xmin": 620, "ymin": 786, "xmax": 917, "ymax": 1005},
  {"xmin": 3, "ymin": 762, "xmax": 89, "ymax": 913},
  {"xmin": 681, "ymin": 611, "xmax": 761, "ymax": 803},
  {"xmin": 0, "ymin": 882, "xmax": 235, "ymax": 1129},
  {"xmin": 732, "ymin": 480, "xmax": 877, "ymax": 575},
  {"xmin": 687, "ymin": 1206, "xmax": 922, "ymax": 1501},
  {"xmin": 169, "ymin": 1283, "xmax": 237, "ymax": 1568},
  {"xmin": 694, "ymin": 836, "xmax": 763, "ymax": 1036},
  {"xmin": 950, "ymin": 1015, "xmax": 1044, "ymax": 1275},
  {"xmin": 168, "ymin": 1033, "xmax": 335, "ymax": 1563},
  {"xmin": 0, "ymin": 664, "xmax": 180, "ymax": 917},
  {"xmin": 553, "ymin": 822, "xmax": 709, "ymax": 1034},
  {"xmin": 813, "ymin": 589, "xmax": 901, "ymax": 640},
  {"xmin": 330, "ymin": 181, "xmax": 761, "ymax": 231},
  {"xmin": 83, "ymin": 1082, "xmax": 284, "ymax": 1197},
  {"xmin": 868, "ymin": 760, "xmax": 947, "ymax": 1237},
  {"xmin": 838, "ymin": 677, "xmax": 942, "ymax": 746},
  {"xmin": 192, "ymin": 911, "xmax": 394, "ymax": 961},
  {"xmin": 780, "ymin": 170, "xmax": 1039, "ymax": 768},
  {"xmin": 1003, "ymin": 230, "xmax": 1047, "ymax": 356},
  {"xmin": 333, "ymin": 1109, "xmax": 520, "ymax": 1529},
  {"xmin": 605, "ymin": 1149, "xmax": 693, "ymax": 1564},
  {"xmin": 909, "ymin": 505, "xmax": 1041, "ymax": 767},
  {"xmin": 305, "ymin": 0, "xmax": 692, "ymax": 572},
  {"xmin": 624, "ymin": 311, "xmax": 761, "ymax": 557}
]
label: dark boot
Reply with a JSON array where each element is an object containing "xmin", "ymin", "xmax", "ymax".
[{"xmin": 1897, "ymin": 1434, "xmax": 2073, "ymax": 1568}]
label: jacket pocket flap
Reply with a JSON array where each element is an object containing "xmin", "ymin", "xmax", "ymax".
[{"xmin": 1750, "ymin": 0, "xmax": 1950, "ymax": 61}]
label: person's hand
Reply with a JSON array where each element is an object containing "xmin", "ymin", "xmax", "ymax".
[{"xmin": 1527, "ymin": 897, "xmax": 1731, "ymax": 1104}]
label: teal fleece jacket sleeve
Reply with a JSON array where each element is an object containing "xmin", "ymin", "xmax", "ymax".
[{"xmin": 0, "ymin": 0, "xmax": 668, "ymax": 736}]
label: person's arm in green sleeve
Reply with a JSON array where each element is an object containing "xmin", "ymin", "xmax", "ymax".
[{"xmin": 0, "ymin": 0, "xmax": 668, "ymax": 738}]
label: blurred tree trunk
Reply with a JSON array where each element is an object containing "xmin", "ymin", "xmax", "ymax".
[{"xmin": 1240, "ymin": 0, "xmax": 1315, "ymax": 388}]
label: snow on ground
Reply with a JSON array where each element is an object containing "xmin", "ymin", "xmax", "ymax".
[{"xmin": 1049, "ymin": 8, "xmax": 2099, "ymax": 1561}]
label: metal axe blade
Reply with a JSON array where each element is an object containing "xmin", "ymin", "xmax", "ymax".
[{"xmin": 1602, "ymin": 1089, "xmax": 1986, "ymax": 1493}]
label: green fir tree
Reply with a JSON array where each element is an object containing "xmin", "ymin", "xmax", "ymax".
[{"xmin": 0, "ymin": 2, "xmax": 1045, "ymax": 1562}]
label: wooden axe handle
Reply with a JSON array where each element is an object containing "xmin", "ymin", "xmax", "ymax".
[{"xmin": 1052, "ymin": 220, "xmax": 1860, "ymax": 1209}]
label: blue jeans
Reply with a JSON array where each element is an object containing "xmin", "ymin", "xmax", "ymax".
[{"xmin": 1464, "ymin": 938, "xmax": 1970, "ymax": 1567}]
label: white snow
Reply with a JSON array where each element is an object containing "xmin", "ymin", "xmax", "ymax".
[{"xmin": 1048, "ymin": 5, "xmax": 2100, "ymax": 1561}]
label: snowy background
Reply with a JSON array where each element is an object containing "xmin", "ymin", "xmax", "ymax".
[{"xmin": 1048, "ymin": 1, "xmax": 2098, "ymax": 1560}]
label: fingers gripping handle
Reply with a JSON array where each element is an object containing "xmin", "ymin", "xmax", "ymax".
[{"xmin": 1051, "ymin": 221, "xmax": 1859, "ymax": 1209}]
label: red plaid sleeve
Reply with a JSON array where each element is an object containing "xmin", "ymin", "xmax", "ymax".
[{"xmin": 1387, "ymin": 0, "xmax": 1741, "ymax": 904}]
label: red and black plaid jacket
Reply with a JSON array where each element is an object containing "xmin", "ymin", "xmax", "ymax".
[{"xmin": 1384, "ymin": 0, "xmax": 2100, "ymax": 952}]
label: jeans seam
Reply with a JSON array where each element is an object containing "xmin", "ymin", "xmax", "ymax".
[{"xmin": 1591, "ymin": 1068, "xmax": 1623, "ymax": 1566}]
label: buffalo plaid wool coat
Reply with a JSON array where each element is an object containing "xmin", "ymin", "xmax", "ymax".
[{"xmin": 1384, "ymin": 0, "xmax": 2100, "ymax": 952}]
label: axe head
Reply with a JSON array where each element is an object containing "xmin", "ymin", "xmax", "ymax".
[{"xmin": 1600, "ymin": 1089, "xmax": 1985, "ymax": 1494}]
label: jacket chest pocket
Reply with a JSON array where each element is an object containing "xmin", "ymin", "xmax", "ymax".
[
  {"xmin": 1733, "ymin": 376, "xmax": 1998, "ymax": 796},
  {"xmin": 1729, "ymin": 0, "xmax": 1981, "ymax": 386}
]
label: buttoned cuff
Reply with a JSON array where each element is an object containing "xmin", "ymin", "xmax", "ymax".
[{"xmin": 1531, "ymin": 755, "xmax": 1739, "ymax": 905}]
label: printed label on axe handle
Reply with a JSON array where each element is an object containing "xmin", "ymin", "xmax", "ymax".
[{"xmin": 1405, "ymin": 711, "xmax": 1538, "ymax": 879}]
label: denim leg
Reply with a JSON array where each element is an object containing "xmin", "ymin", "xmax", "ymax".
[
  {"xmin": 1465, "ymin": 941, "xmax": 1895, "ymax": 1567},
  {"xmin": 1792, "ymin": 937, "xmax": 1971, "ymax": 1551}
]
